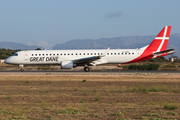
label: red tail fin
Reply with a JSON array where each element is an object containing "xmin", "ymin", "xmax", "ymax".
[
  {"xmin": 121, "ymin": 26, "xmax": 172, "ymax": 65},
  {"xmin": 146, "ymin": 26, "xmax": 171, "ymax": 52}
]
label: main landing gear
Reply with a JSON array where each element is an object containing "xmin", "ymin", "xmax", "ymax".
[
  {"xmin": 19, "ymin": 65, "xmax": 24, "ymax": 72},
  {"xmin": 84, "ymin": 67, "xmax": 90, "ymax": 72}
]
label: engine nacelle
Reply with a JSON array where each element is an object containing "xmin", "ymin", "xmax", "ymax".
[{"xmin": 61, "ymin": 61, "xmax": 76, "ymax": 69}]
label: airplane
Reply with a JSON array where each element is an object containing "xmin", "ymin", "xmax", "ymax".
[{"xmin": 4, "ymin": 26, "xmax": 174, "ymax": 72}]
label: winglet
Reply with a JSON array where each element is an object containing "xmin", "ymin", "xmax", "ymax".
[{"xmin": 101, "ymin": 47, "xmax": 110, "ymax": 57}]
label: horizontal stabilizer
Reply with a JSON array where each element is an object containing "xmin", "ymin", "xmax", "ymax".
[{"xmin": 153, "ymin": 49, "xmax": 174, "ymax": 55}]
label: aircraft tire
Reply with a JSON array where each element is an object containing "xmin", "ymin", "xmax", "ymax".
[
  {"xmin": 20, "ymin": 68, "xmax": 24, "ymax": 72},
  {"xmin": 84, "ymin": 67, "xmax": 90, "ymax": 72}
]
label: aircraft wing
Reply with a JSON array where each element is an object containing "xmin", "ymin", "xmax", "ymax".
[
  {"xmin": 73, "ymin": 48, "xmax": 110, "ymax": 65},
  {"xmin": 73, "ymin": 56, "xmax": 101, "ymax": 65}
]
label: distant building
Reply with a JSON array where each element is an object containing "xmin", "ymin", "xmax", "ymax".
[
  {"xmin": 169, "ymin": 56, "xmax": 180, "ymax": 62},
  {"xmin": 0, "ymin": 59, "xmax": 5, "ymax": 63}
]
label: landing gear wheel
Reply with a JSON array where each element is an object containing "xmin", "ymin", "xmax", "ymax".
[
  {"xmin": 20, "ymin": 68, "xmax": 24, "ymax": 72},
  {"xmin": 19, "ymin": 64, "xmax": 24, "ymax": 72},
  {"xmin": 84, "ymin": 67, "xmax": 90, "ymax": 72}
]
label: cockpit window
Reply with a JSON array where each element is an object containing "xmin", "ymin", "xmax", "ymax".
[{"xmin": 13, "ymin": 53, "xmax": 18, "ymax": 56}]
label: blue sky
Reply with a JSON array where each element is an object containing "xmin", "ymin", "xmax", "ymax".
[{"xmin": 0, "ymin": 0, "xmax": 180, "ymax": 49}]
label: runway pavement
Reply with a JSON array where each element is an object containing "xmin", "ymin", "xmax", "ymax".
[{"xmin": 0, "ymin": 70, "xmax": 180, "ymax": 75}]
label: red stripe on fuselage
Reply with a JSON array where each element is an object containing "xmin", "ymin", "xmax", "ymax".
[{"xmin": 121, "ymin": 40, "xmax": 162, "ymax": 65}]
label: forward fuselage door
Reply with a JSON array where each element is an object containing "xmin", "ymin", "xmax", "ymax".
[{"xmin": 24, "ymin": 51, "xmax": 29, "ymax": 61}]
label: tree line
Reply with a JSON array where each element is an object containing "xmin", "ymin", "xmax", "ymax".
[
  {"xmin": 0, "ymin": 48, "xmax": 43, "ymax": 59},
  {"xmin": 146, "ymin": 56, "xmax": 169, "ymax": 62},
  {"xmin": 0, "ymin": 48, "xmax": 21, "ymax": 59}
]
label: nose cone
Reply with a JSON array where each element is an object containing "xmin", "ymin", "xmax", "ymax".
[
  {"xmin": 4, "ymin": 58, "xmax": 11, "ymax": 64},
  {"xmin": 4, "ymin": 58, "xmax": 8, "ymax": 64}
]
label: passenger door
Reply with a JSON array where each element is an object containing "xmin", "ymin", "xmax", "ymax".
[{"xmin": 24, "ymin": 51, "xmax": 29, "ymax": 61}]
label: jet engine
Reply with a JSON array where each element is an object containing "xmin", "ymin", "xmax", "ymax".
[{"xmin": 61, "ymin": 61, "xmax": 76, "ymax": 69}]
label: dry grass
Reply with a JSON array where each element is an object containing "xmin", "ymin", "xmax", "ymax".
[{"xmin": 0, "ymin": 74, "xmax": 179, "ymax": 119}]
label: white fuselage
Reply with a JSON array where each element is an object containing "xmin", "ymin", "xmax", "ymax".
[{"xmin": 5, "ymin": 49, "xmax": 141, "ymax": 65}]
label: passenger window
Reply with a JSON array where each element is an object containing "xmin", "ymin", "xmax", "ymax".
[
  {"xmin": 61, "ymin": 54, "xmax": 62, "ymax": 55},
  {"xmin": 125, "ymin": 53, "xmax": 127, "ymax": 55},
  {"xmin": 76, "ymin": 53, "xmax": 78, "ymax": 55},
  {"xmin": 68, "ymin": 53, "xmax": 69, "ymax": 55},
  {"xmin": 94, "ymin": 53, "xmax": 96, "ymax": 55},
  {"xmin": 129, "ymin": 53, "xmax": 131, "ymax": 55},
  {"xmin": 46, "ymin": 54, "xmax": 48, "ymax": 56},
  {"xmin": 53, "ymin": 54, "xmax": 55, "ymax": 55},
  {"xmin": 79, "ymin": 53, "xmax": 81, "ymax": 55},
  {"xmin": 32, "ymin": 54, "xmax": 34, "ymax": 56},
  {"xmin": 111, "ymin": 53, "xmax": 113, "ymax": 55},
  {"xmin": 101, "ymin": 53, "xmax": 103, "ymax": 55},
  {"xmin": 42, "ymin": 54, "xmax": 44, "ymax": 56},
  {"xmin": 118, "ymin": 53, "xmax": 120, "ymax": 55},
  {"xmin": 57, "ymin": 54, "xmax": 59, "ymax": 55},
  {"xmin": 84, "ymin": 53, "xmax": 85, "ymax": 55},
  {"xmin": 50, "ymin": 54, "xmax": 51, "ymax": 56},
  {"xmin": 107, "ymin": 53, "xmax": 109, "ymax": 55},
  {"xmin": 91, "ymin": 53, "xmax": 93, "ymax": 55},
  {"xmin": 64, "ymin": 54, "xmax": 66, "ymax": 55},
  {"xmin": 35, "ymin": 54, "xmax": 37, "ymax": 56},
  {"xmin": 71, "ymin": 53, "xmax": 73, "ymax": 55},
  {"xmin": 87, "ymin": 53, "xmax": 89, "ymax": 55},
  {"xmin": 39, "ymin": 54, "xmax": 41, "ymax": 56},
  {"xmin": 132, "ymin": 53, "xmax": 134, "ymax": 55},
  {"xmin": 122, "ymin": 53, "xmax": 123, "ymax": 55},
  {"xmin": 114, "ymin": 53, "xmax": 116, "ymax": 55}
]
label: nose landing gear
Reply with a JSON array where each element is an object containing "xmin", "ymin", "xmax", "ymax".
[{"xmin": 19, "ymin": 65, "xmax": 24, "ymax": 72}]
